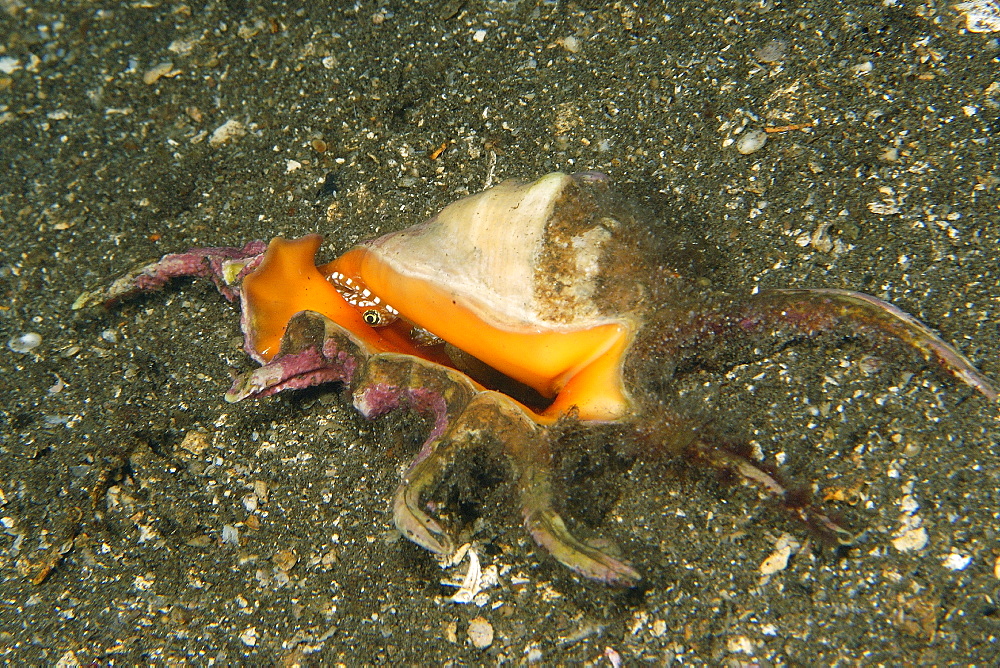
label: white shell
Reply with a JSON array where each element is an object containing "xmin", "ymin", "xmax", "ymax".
[{"xmin": 365, "ymin": 172, "xmax": 628, "ymax": 330}]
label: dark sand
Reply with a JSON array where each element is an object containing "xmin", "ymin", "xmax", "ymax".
[{"xmin": 1, "ymin": 1, "xmax": 998, "ymax": 664}]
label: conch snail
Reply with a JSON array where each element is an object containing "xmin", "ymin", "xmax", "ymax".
[{"xmin": 82, "ymin": 171, "xmax": 998, "ymax": 585}]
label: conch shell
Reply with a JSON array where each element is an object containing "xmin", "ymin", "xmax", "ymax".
[
  {"xmin": 242, "ymin": 172, "xmax": 642, "ymax": 422},
  {"xmin": 78, "ymin": 170, "xmax": 998, "ymax": 586}
]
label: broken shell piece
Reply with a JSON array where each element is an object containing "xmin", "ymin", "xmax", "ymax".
[
  {"xmin": 442, "ymin": 542, "xmax": 470, "ymax": 569},
  {"xmin": 759, "ymin": 533, "xmax": 801, "ymax": 575},
  {"xmin": 209, "ymin": 119, "xmax": 247, "ymax": 147},
  {"xmin": 441, "ymin": 543, "xmax": 499, "ymax": 605},
  {"xmin": 8, "ymin": 332, "xmax": 41, "ymax": 354},
  {"xmin": 956, "ymin": 1, "xmax": 1000, "ymax": 33},
  {"xmin": 143, "ymin": 62, "xmax": 180, "ymax": 85},
  {"xmin": 736, "ymin": 129, "xmax": 767, "ymax": 154},
  {"xmin": 450, "ymin": 546, "xmax": 482, "ymax": 604}
]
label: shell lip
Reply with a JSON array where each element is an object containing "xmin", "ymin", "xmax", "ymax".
[{"xmin": 326, "ymin": 245, "xmax": 636, "ymax": 422}]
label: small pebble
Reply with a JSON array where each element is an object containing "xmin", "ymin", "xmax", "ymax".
[
  {"xmin": 754, "ymin": 38, "xmax": 787, "ymax": 63},
  {"xmin": 143, "ymin": 62, "xmax": 176, "ymax": 85},
  {"xmin": 239, "ymin": 626, "xmax": 258, "ymax": 647},
  {"xmin": 56, "ymin": 650, "xmax": 79, "ymax": 667},
  {"xmin": 272, "ymin": 549, "xmax": 298, "ymax": 572},
  {"xmin": 852, "ymin": 61, "xmax": 873, "ymax": 75},
  {"xmin": 558, "ymin": 35, "xmax": 580, "ymax": 53},
  {"xmin": 444, "ymin": 621, "xmax": 458, "ymax": 644},
  {"xmin": 8, "ymin": 332, "xmax": 41, "ymax": 354},
  {"xmin": 891, "ymin": 526, "xmax": 928, "ymax": 552},
  {"xmin": 0, "ymin": 56, "xmax": 21, "ymax": 74},
  {"xmin": 242, "ymin": 493, "xmax": 258, "ymax": 512},
  {"xmin": 179, "ymin": 430, "xmax": 210, "ymax": 455},
  {"xmin": 467, "ymin": 616, "xmax": 494, "ymax": 649},
  {"xmin": 736, "ymin": 129, "xmax": 767, "ymax": 155},
  {"xmin": 879, "ymin": 147, "xmax": 899, "ymax": 162}
]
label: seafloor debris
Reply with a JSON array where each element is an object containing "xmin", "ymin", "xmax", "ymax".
[{"xmin": 956, "ymin": 0, "xmax": 1000, "ymax": 32}]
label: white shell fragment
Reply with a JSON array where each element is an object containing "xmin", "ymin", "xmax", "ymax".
[
  {"xmin": 221, "ymin": 524, "xmax": 240, "ymax": 545},
  {"xmin": 942, "ymin": 552, "xmax": 972, "ymax": 571},
  {"xmin": 209, "ymin": 119, "xmax": 247, "ymax": 147},
  {"xmin": 0, "ymin": 56, "xmax": 22, "ymax": 74},
  {"xmin": 557, "ymin": 35, "xmax": 581, "ymax": 53},
  {"xmin": 736, "ymin": 129, "xmax": 767, "ymax": 155},
  {"xmin": 852, "ymin": 61, "xmax": 874, "ymax": 75},
  {"xmin": 8, "ymin": 332, "xmax": 41, "ymax": 354},
  {"xmin": 867, "ymin": 201, "xmax": 901, "ymax": 216},
  {"xmin": 441, "ymin": 544, "xmax": 499, "ymax": 606},
  {"xmin": 238, "ymin": 626, "xmax": 258, "ymax": 647},
  {"xmin": 955, "ymin": 1, "xmax": 1000, "ymax": 33},
  {"xmin": 450, "ymin": 546, "xmax": 482, "ymax": 604}
]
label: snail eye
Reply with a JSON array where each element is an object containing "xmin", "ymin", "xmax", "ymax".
[{"xmin": 362, "ymin": 309, "xmax": 383, "ymax": 326}]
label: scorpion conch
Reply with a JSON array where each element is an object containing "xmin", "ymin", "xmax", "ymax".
[{"xmin": 79, "ymin": 171, "xmax": 997, "ymax": 585}]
